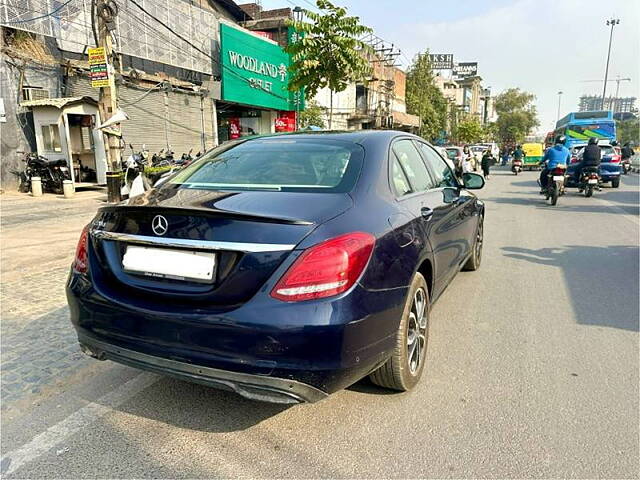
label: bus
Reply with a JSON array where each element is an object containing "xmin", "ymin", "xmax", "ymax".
[{"xmin": 554, "ymin": 111, "xmax": 616, "ymax": 150}]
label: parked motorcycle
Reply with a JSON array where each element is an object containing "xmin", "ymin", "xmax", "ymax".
[
  {"xmin": 151, "ymin": 149, "xmax": 175, "ymax": 167},
  {"xmin": 578, "ymin": 167, "xmax": 600, "ymax": 198},
  {"xmin": 541, "ymin": 164, "xmax": 567, "ymax": 206},
  {"xmin": 176, "ymin": 149, "xmax": 193, "ymax": 166},
  {"xmin": 19, "ymin": 152, "xmax": 71, "ymax": 194},
  {"xmin": 511, "ymin": 158, "xmax": 522, "ymax": 175}
]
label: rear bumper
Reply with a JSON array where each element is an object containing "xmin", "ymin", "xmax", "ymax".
[{"xmin": 79, "ymin": 332, "xmax": 327, "ymax": 404}]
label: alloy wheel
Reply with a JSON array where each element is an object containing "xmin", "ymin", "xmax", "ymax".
[
  {"xmin": 475, "ymin": 220, "xmax": 484, "ymax": 262},
  {"xmin": 407, "ymin": 287, "xmax": 427, "ymax": 374}
]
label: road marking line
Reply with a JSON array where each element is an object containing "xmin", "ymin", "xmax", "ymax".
[{"xmin": 1, "ymin": 373, "xmax": 157, "ymax": 477}]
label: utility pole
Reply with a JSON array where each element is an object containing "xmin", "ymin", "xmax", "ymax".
[
  {"xmin": 601, "ymin": 17, "xmax": 620, "ymax": 110},
  {"xmin": 92, "ymin": 0, "xmax": 122, "ymax": 202},
  {"xmin": 556, "ymin": 91, "xmax": 563, "ymax": 121}
]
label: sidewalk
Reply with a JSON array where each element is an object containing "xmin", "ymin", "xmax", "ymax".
[{"xmin": 1, "ymin": 189, "xmax": 107, "ymax": 406}]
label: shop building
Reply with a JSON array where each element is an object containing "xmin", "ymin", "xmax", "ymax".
[
  {"xmin": 0, "ymin": 0, "xmax": 250, "ymax": 191},
  {"xmin": 217, "ymin": 22, "xmax": 302, "ymax": 141}
]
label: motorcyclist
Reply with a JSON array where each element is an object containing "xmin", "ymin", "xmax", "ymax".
[
  {"xmin": 539, "ymin": 136, "xmax": 570, "ymax": 193},
  {"xmin": 513, "ymin": 145, "xmax": 525, "ymax": 164},
  {"xmin": 622, "ymin": 142, "xmax": 634, "ymax": 161},
  {"xmin": 573, "ymin": 137, "xmax": 601, "ymax": 182}
]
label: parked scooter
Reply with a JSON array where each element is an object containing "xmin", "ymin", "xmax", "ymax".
[
  {"xmin": 578, "ymin": 166, "xmax": 601, "ymax": 198},
  {"xmin": 19, "ymin": 152, "xmax": 71, "ymax": 194},
  {"xmin": 122, "ymin": 144, "xmax": 151, "ymax": 199},
  {"xmin": 511, "ymin": 158, "xmax": 523, "ymax": 175}
]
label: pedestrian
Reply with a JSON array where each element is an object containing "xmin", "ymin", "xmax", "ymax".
[
  {"xmin": 462, "ymin": 145, "xmax": 473, "ymax": 173},
  {"xmin": 481, "ymin": 150, "xmax": 493, "ymax": 179},
  {"xmin": 501, "ymin": 146, "xmax": 510, "ymax": 166}
]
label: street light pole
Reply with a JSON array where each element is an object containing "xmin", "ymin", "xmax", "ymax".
[
  {"xmin": 601, "ymin": 18, "xmax": 620, "ymax": 110},
  {"xmin": 556, "ymin": 90, "xmax": 563, "ymax": 121}
]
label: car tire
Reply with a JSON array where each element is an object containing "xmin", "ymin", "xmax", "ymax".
[
  {"xmin": 611, "ymin": 177, "xmax": 620, "ymax": 188},
  {"xmin": 369, "ymin": 273, "xmax": 430, "ymax": 392},
  {"xmin": 463, "ymin": 216, "xmax": 483, "ymax": 271}
]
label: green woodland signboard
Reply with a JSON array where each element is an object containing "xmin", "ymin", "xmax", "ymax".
[{"xmin": 220, "ymin": 23, "xmax": 302, "ymax": 111}]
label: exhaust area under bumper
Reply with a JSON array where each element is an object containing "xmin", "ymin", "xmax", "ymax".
[{"xmin": 78, "ymin": 333, "xmax": 328, "ymax": 404}]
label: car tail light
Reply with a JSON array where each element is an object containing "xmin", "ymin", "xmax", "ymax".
[
  {"xmin": 610, "ymin": 155, "xmax": 621, "ymax": 163},
  {"xmin": 72, "ymin": 225, "xmax": 90, "ymax": 273},
  {"xmin": 271, "ymin": 232, "xmax": 375, "ymax": 302}
]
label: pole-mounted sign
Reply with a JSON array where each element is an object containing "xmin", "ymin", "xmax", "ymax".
[{"xmin": 88, "ymin": 47, "xmax": 110, "ymax": 88}]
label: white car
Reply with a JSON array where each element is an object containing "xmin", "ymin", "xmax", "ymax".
[{"xmin": 479, "ymin": 142, "xmax": 500, "ymax": 158}]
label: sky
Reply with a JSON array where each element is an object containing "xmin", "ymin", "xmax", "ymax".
[{"xmin": 259, "ymin": 0, "xmax": 640, "ymax": 133}]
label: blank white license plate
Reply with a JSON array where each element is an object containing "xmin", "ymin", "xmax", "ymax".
[
  {"xmin": 122, "ymin": 246, "xmax": 216, "ymax": 282},
  {"xmin": 553, "ymin": 176, "xmax": 564, "ymax": 181},
  {"xmin": 588, "ymin": 179, "xmax": 598, "ymax": 184}
]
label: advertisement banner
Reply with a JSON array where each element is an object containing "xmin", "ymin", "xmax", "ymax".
[
  {"xmin": 428, "ymin": 54, "xmax": 453, "ymax": 70},
  {"xmin": 88, "ymin": 47, "xmax": 109, "ymax": 88},
  {"xmin": 275, "ymin": 111, "xmax": 296, "ymax": 132},
  {"xmin": 453, "ymin": 62, "xmax": 478, "ymax": 78},
  {"xmin": 220, "ymin": 23, "xmax": 301, "ymax": 111}
]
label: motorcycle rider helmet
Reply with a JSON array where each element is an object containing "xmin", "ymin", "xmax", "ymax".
[
  {"xmin": 588, "ymin": 137, "xmax": 599, "ymax": 145},
  {"xmin": 555, "ymin": 135, "xmax": 566, "ymax": 145}
]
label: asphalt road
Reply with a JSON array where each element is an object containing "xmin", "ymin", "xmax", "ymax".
[{"xmin": 2, "ymin": 170, "xmax": 639, "ymax": 478}]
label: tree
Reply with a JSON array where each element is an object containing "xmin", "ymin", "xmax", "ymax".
[
  {"xmin": 617, "ymin": 118, "xmax": 640, "ymax": 145},
  {"xmin": 286, "ymin": 0, "xmax": 372, "ymax": 99},
  {"xmin": 405, "ymin": 52, "xmax": 448, "ymax": 141},
  {"xmin": 298, "ymin": 100, "xmax": 326, "ymax": 129},
  {"xmin": 493, "ymin": 88, "xmax": 539, "ymax": 145},
  {"xmin": 457, "ymin": 118, "xmax": 484, "ymax": 144}
]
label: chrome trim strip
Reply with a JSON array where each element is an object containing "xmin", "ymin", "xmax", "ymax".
[{"xmin": 91, "ymin": 230, "xmax": 296, "ymax": 253}]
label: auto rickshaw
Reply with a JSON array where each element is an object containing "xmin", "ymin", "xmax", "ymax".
[{"xmin": 522, "ymin": 143, "xmax": 544, "ymax": 170}]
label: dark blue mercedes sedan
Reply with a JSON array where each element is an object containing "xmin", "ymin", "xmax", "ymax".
[{"xmin": 67, "ymin": 131, "xmax": 485, "ymax": 404}]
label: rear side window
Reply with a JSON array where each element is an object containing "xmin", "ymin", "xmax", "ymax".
[
  {"xmin": 391, "ymin": 158, "xmax": 412, "ymax": 196},
  {"xmin": 392, "ymin": 140, "xmax": 434, "ymax": 192},
  {"xmin": 168, "ymin": 138, "xmax": 364, "ymax": 193},
  {"xmin": 416, "ymin": 142, "xmax": 458, "ymax": 188}
]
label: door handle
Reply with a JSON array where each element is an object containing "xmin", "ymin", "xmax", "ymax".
[{"xmin": 420, "ymin": 207, "xmax": 433, "ymax": 220}]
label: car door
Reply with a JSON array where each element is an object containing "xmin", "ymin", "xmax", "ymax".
[
  {"xmin": 390, "ymin": 139, "xmax": 455, "ymax": 296},
  {"xmin": 414, "ymin": 140, "xmax": 477, "ymax": 292}
]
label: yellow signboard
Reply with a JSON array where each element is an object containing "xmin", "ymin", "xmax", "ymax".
[{"xmin": 88, "ymin": 47, "xmax": 110, "ymax": 88}]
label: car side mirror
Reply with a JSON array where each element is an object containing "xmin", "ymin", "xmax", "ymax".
[{"xmin": 462, "ymin": 172, "xmax": 485, "ymax": 190}]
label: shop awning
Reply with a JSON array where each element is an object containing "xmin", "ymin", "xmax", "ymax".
[
  {"xmin": 392, "ymin": 111, "xmax": 420, "ymax": 128},
  {"xmin": 20, "ymin": 96, "xmax": 97, "ymax": 109}
]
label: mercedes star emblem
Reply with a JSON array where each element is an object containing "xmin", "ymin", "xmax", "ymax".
[{"xmin": 152, "ymin": 215, "xmax": 168, "ymax": 236}]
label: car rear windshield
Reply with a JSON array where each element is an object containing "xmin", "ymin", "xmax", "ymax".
[
  {"xmin": 445, "ymin": 148, "xmax": 459, "ymax": 159},
  {"xmin": 600, "ymin": 146, "xmax": 615, "ymax": 155},
  {"xmin": 168, "ymin": 137, "xmax": 364, "ymax": 193}
]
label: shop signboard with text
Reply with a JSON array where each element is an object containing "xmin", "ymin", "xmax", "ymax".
[
  {"xmin": 428, "ymin": 54, "xmax": 453, "ymax": 70},
  {"xmin": 220, "ymin": 23, "xmax": 301, "ymax": 111},
  {"xmin": 453, "ymin": 62, "xmax": 478, "ymax": 78}
]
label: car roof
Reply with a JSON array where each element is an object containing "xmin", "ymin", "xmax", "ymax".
[{"xmin": 241, "ymin": 129, "xmax": 412, "ymax": 145}]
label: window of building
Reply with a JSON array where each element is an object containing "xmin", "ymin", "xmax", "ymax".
[{"xmin": 41, "ymin": 124, "xmax": 62, "ymax": 152}]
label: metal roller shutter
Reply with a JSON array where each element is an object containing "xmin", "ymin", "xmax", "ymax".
[
  {"xmin": 165, "ymin": 89, "xmax": 206, "ymax": 156},
  {"xmin": 118, "ymin": 85, "xmax": 168, "ymax": 153},
  {"xmin": 67, "ymin": 75, "xmax": 215, "ymax": 156}
]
